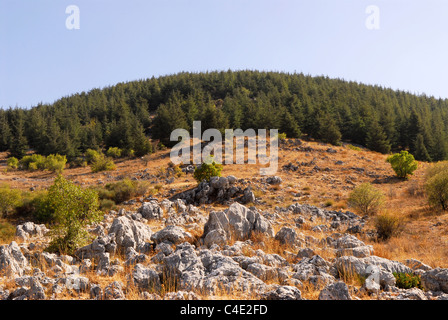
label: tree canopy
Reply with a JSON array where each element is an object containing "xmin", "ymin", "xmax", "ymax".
[{"xmin": 1, "ymin": 70, "xmax": 447, "ymax": 161}]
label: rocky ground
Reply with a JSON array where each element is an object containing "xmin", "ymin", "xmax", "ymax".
[
  {"xmin": 1, "ymin": 180, "xmax": 448, "ymax": 300},
  {"xmin": 1, "ymin": 139, "xmax": 448, "ymax": 300}
]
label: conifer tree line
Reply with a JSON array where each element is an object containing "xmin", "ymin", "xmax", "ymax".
[{"xmin": 0, "ymin": 70, "xmax": 447, "ymax": 162}]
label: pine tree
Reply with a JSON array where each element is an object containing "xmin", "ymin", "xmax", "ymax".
[
  {"xmin": 413, "ymin": 133, "xmax": 432, "ymax": 162},
  {"xmin": 0, "ymin": 111, "xmax": 11, "ymax": 152},
  {"xmin": 279, "ymin": 108, "xmax": 301, "ymax": 138},
  {"xmin": 317, "ymin": 113, "xmax": 342, "ymax": 145},
  {"xmin": 365, "ymin": 120, "xmax": 391, "ymax": 154},
  {"xmin": 9, "ymin": 112, "xmax": 29, "ymax": 158}
]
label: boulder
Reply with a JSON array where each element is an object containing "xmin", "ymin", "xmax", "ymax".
[
  {"xmin": 132, "ymin": 264, "xmax": 161, "ymax": 291},
  {"xmin": 138, "ymin": 201, "xmax": 164, "ymax": 220},
  {"xmin": 108, "ymin": 216, "xmax": 152, "ymax": 251},
  {"xmin": 261, "ymin": 285, "xmax": 302, "ymax": 300},
  {"xmin": 421, "ymin": 268, "xmax": 448, "ymax": 293},
  {"xmin": 202, "ymin": 203, "xmax": 274, "ymax": 247},
  {"xmin": 103, "ymin": 281, "xmax": 125, "ymax": 300},
  {"xmin": 275, "ymin": 227, "xmax": 303, "ymax": 248},
  {"xmin": 0, "ymin": 241, "xmax": 30, "ymax": 277},
  {"xmin": 150, "ymin": 225, "xmax": 194, "ymax": 245},
  {"xmin": 318, "ymin": 282, "xmax": 352, "ymax": 300}
]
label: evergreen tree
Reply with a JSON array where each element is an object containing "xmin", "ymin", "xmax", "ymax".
[
  {"xmin": 0, "ymin": 111, "xmax": 11, "ymax": 152},
  {"xmin": 279, "ymin": 108, "xmax": 301, "ymax": 138},
  {"xmin": 413, "ymin": 133, "xmax": 432, "ymax": 162},
  {"xmin": 317, "ymin": 113, "xmax": 342, "ymax": 145},
  {"xmin": 9, "ymin": 112, "xmax": 29, "ymax": 158},
  {"xmin": 365, "ymin": 120, "xmax": 391, "ymax": 154}
]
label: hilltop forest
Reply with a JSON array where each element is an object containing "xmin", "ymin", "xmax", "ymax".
[{"xmin": 0, "ymin": 70, "xmax": 447, "ymax": 163}]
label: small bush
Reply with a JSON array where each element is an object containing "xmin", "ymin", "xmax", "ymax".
[
  {"xmin": 375, "ymin": 212, "xmax": 403, "ymax": 241},
  {"xmin": 125, "ymin": 149, "xmax": 135, "ymax": 158},
  {"xmin": 424, "ymin": 162, "xmax": 448, "ymax": 211},
  {"xmin": 193, "ymin": 161, "xmax": 223, "ymax": 183},
  {"xmin": 106, "ymin": 147, "xmax": 122, "ymax": 159},
  {"xmin": 393, "ymin": 272, "xmax": 422, "ymax": 289},
  {"xmin": 348, "ymin": 183, "xmax": 385, "ymax": 216},
  {"xmin": 45, "ymin": 154, "xmax": 67, "ymax": 173},
  {"xmin": 46, "ymin": 175, "xmax": 101, "ymax": 255},
  {"xmin": 278, "ymin": 133, "xmax": 287, "ymax": 141},
  {"xmin": 15, "ymin": 191, "xmax": 54, "ymax": 223},
  {"xmin": 20, "ymin": 154, "xmax": 46, "ymax": 171},
  {"xmin": 0, "ymin": 184, "xmax": 22, "ymax": 217},
  {"xmin": 99, "ymin": 199, "xmax": 116, "ymax": 211},
  {"xmin": 70, "ymin": 157, "xmax": 88, "ymax": 168},
  {"xmin": 99, "ymin": 179, "xmax": 149, "ymax": 204},
  {"xmin": 85, "ymin": 149, "xmax": 101, "ymax": 164},
  {"xmin": 347, "ymin": 144, "xmax": 361, "ymax": 151},
  {"xmin": 387, "ymin": 151, "xmax": 418, "ymax": 179},
  {"xmin": 7, "ymin": 157, "xmax": 19, "ymax": 170},
  {"xmin": 0, "ymin": 219, "xmax": 16, "ymax": 243},
  {"xmin": 90, "ymin": 154, "xmax": 116, "ymax": 173}
]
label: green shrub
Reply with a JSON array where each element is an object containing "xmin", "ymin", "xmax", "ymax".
[
  {"xmin": 393, "ymin": 272, "xmax": 422, "ymax": 289},
  {"xmin": 347, "ymin": 144, "xmax": 361, "ymax": 151},
  {"xmin": 0, "ymin": 184, "xmax": 22, "ymax": 217},
  {"xmin": 387, "ymin": 151, "xmax": 418, "ymax": 179},
  {"xmin": 99, "ymin": 199, "xmax": 116, "ymax": 211},
  {"xmin": 0, "ymin": 219, "xmax": 16, "ymax": 243},
  {"xmin": 15, "ymin": 190, "xmax": 55, "ymax": 223},
  {"xmin": 85, "ymin": 149, "xmax": 102, "ymax": 164},
  {"xmin": 45, "ymin": 154, "xmax": 67, "ymax": 173},
  {"xmin": 70, "ymin": 157, "xmax": 88, "ymax": 168},
  {"xmin": 375, "ymin": 212, "xmax": 403, "ymax": 241},
  {"xmin": 7, "ymin": 157, "xmax": 19, "ymax": 170},
  {"xmin": 348, "ymin": 183, "xmax": 385, "ymax": 216},
  {"xmin": 125, "ymin": 149, "xmax": 135, "ymax": 158},
  {"xmin": 20, "ymin": 154, "xmax": 46, "ymax": 171},
  {"xmin": 278, "ymin": 133, "xmax": 287, "ymax": 141},
  {"xmin": 103, "ymin": 179, "xmax": 149, "ymax": 203},
  {"xmin": 193, "ymin": 161, "xmax": 223, "ymax": 183},
  {"xmin": 106, "ymin": 147, "xmax": 122, "ymax": 159},
  {"xmin": 424, "ymin": 162, "xmax": 448, "ymax": 211},
  {"xmin": 46, "ymin": 175, "xmax": 101, "ymax": 255},
  {"xmin": 90, "ymin": 154, "xmax": 116, "ymax": 173}
]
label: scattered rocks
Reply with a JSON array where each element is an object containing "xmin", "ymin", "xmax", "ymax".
[
  {"xmin": 15, "ymin": 222, "xmax": 49, "ymax": 242},
  {"xmin": 172, "ymin": 176, "xmax": 255, "ymax": 205}
]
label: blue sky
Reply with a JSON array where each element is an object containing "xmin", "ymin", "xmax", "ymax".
[{"xmin": 1, "ymin": 0, "xmax": 447, "ymax": 108}]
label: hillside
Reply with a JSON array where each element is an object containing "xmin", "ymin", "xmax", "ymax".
[
  {"xmin": 1, "ymin": 138, "xmax": 447, "ymax": 300},
  {"xmin": 1, "ymin": 71, "xmax": 448, "ymax": 163}
]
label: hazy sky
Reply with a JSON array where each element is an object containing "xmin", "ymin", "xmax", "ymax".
[{"xmin": 1, "ymin": 0, "xmax": 447, "ymax": 108}]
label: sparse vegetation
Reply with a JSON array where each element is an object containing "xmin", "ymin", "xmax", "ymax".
[
  {"xmin": 90, "ymin": 154, "xmax": 116, "ymax": 173},
  {"xmin": 106, "ymin": 147, "xmax": 123, "ymax": 159},
  {"xmin": 0, "ymin": 219, "xmax": 16, "ymax": 243},
  {"xmin": 375, "ymin": 212, "xmax": 403, "ymax": 241},
  {"xmin": 6, "ymin": 157, "xmax": 19, "ymax": 170},
  {"xmin": 193, "ymin": 161, "xmax": 223, "ymax": 183},
  {"xmin": 424, "ymin": 161, "xmax": 448, "ymax": 211},
  {"xmin": 92, "ymin": 179, "xmax": 149, "ymax": 204},
  {"xmin": 0, "ymin": 184, "xmax": 22, "ymax": 218},
  {"xmin": 393, "ymin": 272, "xmax": 422, "ymax": 289},
  {"xmin": 347, "ymin": 183, "xmax": 384, "ymax": 216}
]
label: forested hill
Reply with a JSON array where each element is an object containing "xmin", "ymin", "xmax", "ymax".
[{"xmin": 1, "ymin": 70, "xmax": 447, "ymax": 162}]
